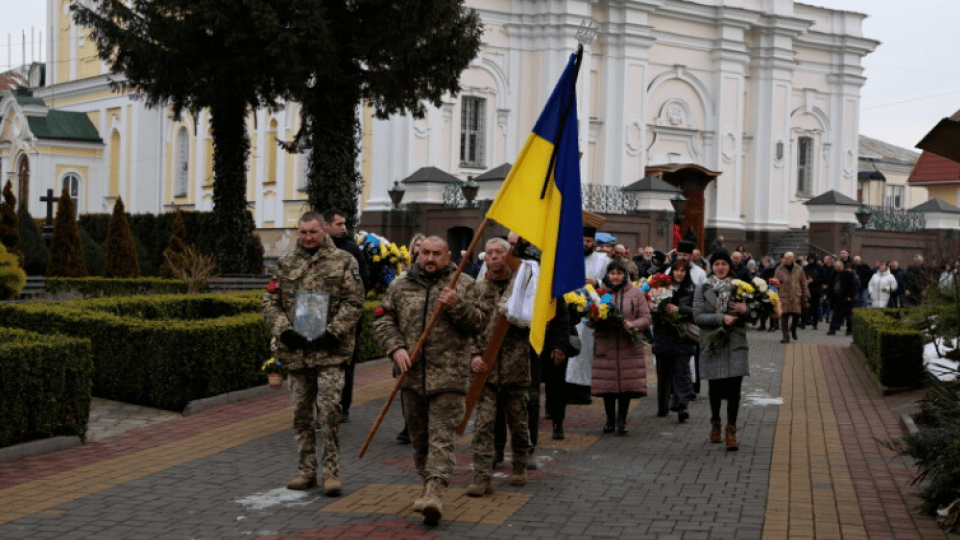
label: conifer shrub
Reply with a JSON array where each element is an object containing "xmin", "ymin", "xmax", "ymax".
[
  {"xmin": 0, "ymin": 181, "xmax": 21, "ymax": 265},
  {"xmin": 161, "ymin": 210, "xmax": 187, "ymax": 278},
  {"xmin": 47, "ymin": 188, "xmax": 88, "ymax": 277},
  {"xmin": 0, "ymin": 242, "xmax": 26, "ymax": 299},
  {"xmin": 17, "ymin": 206, "xmax": 48, "ymax": 276},
  {"xmin": 80, "ymin": 226, "xmax": 105, "ymax": 276},
  {"xmin": 104, "ymin": 197, "xmax": 140, "ymax": 278}
]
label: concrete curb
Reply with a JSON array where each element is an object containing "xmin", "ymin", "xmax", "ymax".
[
  {"xmin": 900, "ymin": 413, "xmax": 920, "ymax": 437},
  {"xmin": 181, "ymin": 384, "xmax": 281, "ymax": 416},
  {"xmin": 0, "ymin": 436, "xmax": 82, "ymax": 464}
]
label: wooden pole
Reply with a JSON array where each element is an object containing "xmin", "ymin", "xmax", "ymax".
[
  {"xmin": 456, "ymin": 313, "xmax": 509, "ymax": 435},
  {"xmin": 358, "ymin": 217, "xmax": 491, "ymax": 458}
]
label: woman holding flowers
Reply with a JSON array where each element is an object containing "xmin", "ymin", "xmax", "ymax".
[
  {"xmin": 693, "ymin": 250, "xmax": 750, "ymax": 451},
  {"xmin": 651, "ymin": 260, "xmax": 698, "ymax": 423},
  {"xmin": 591, "ymin": 261, "xmax": 652, "ymax": 435}
]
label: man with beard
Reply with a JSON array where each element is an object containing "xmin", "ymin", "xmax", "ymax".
[
  {"xmin": 614, "ymin": 244, "xmax": 641, "ymax": 282},
  {"xmin": 372, "ymin": 236, "xmax": 487, "ymax": 526},
  {"xmin": 564, "ymin": 228, "xmax": 611, "ymax": 411},
  {"xmin": 323, "ymin": 209, "xmax": 371, "ymax": 424}
]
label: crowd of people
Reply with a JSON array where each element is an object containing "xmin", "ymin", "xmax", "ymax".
[{"xmin": 261, "ymin": 211, "xmax": 938, "ymax": 527}]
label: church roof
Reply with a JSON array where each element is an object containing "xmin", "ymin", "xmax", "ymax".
[
  {"xmin": 474, "ymin": 163, "xmax": 512, "ymax": 181},
  {"xmin": 858, "ymin": 134, "xmax": 918, "ymax": 164},
  {"xmin": 26, "ymin": 110, "xmax": 102, "ymax": 143},
  {"xmin": 803, "ymin": 190, "xmax": 860, "ymax": 206},
  {"xmin": 906, "ymin": 150, "xmax": 960, "ymax": 185},
  {"xmin": 14, "ymin": 93, "xmax": 44, "ymax": 106},
  {"xmin": 910, "ymin": 198, "xmax": 960, "ymax": 214},
  {"xmin": 622, "ymin": 175, "xmax": 676, "ymax": 192},
  {"xmin": 400, "ymin": 166, "xmax": 459, "ymax": 184}
]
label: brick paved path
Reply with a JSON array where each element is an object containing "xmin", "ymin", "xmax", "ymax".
[{"xmin": 0, "ymin": 329, "xmax": 946, "ymax": 539}]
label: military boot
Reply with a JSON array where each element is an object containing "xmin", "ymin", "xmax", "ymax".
[
  {"xmin": 509, "ymin": 454, "xmax": 528, "ymax": 487},
  {"xmin": 725, "ymin": 425, "xmax": 739, "ymax": 451},
  {"xmin": 466, "ymin": 476, "xmax": 492, "ymax": 497},
  {"xmin": 421, "ymin": 478, "xmax": 445, "ymax": 526},
  {"xmin": 412, "ymin": 478, "xmax": 428, "ymax": 512},
  {"xmin": 322, "ymin": 475, "xmax": 342, "ymax": 496},
  {"xmin": 286, "ymin": 473, "xmax": 317, "ymax": 490},
  {"xmin": 709, "ymin": 418, "xmax": 723, "ymax": 444}
]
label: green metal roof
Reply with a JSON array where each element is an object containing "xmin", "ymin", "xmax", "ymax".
[
  {"xmin": 26, "ymin": 110, "xmax": 102, "ymax": 143},
  {"xmin": 14, "ymin": 93, "xmax": 45, "ymax": 106}
]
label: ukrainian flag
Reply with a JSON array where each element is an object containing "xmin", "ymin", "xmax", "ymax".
[{"xmin": 485, "ymin": 50, "xmax": 585, "ymax": 354}]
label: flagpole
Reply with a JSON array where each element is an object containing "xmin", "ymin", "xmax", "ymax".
[
  {"xmin": 358, "ymin": 217, "xmax": 491, "ymax": 458},
  {"xmin": 539, "ymin": 43, "xmax": 584, "ymax": 200}
]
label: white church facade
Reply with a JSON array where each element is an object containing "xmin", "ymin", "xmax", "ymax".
[{"xmin": 0, "ymin": 0, "xmax": 877, "ymax": 251}]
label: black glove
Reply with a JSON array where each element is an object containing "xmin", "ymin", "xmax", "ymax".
[
  {"xmin": 315, "ymin": 332, "xmax": 341, "ymax": 350},
  {"xmin": 280, "ymin": 330, "xmax": 309, "ymax": 350}
]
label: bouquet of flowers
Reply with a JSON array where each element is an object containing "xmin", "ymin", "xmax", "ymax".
[
  {"xmin": 706, "ymin": 277, "xmax": 783, "ymax": 352},
  {"xmin": 355, "ymin": 231, "xmax": 411, "ymax": 291},
  {"xmin": 262, "ymin": 340, "xmax": 285, "ymax": 388},
  {"xmin": 563, "ymin": 284, "xmax": 644, "ymax": 348},
  {"xmin": 643, "ymin": 273, "xmax": 685, "ymax": 337}
]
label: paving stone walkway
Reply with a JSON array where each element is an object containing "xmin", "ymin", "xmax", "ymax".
[{"xmin": 0, "ymin": 328, "xmax": 947, "ymax": 539}]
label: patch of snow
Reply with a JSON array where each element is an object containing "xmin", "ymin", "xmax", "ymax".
[
  {"xmin": 743, "ymin": 391, "xmax": 783, "ymax": 407},
  {"xmin": 924, "ymin": 340, "xmax": 959, "ymax": 382},
  {"xmin": 234, "ymin": 488, "xmax": 313, "ymax": 511}
]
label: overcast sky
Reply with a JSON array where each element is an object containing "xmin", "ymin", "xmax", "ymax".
[{"xmin": 2, "ymin": 1, "xmax": 958, "ymax": 152}]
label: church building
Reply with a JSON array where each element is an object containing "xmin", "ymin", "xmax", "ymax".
[{"xmin": 1, "ymin": 0, "xmax": 877, "ymax": 254}]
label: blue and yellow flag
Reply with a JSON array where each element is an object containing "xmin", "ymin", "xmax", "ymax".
[{"xmin": 485, "ymin": 50, "xmax": 585, "ymax": 354}]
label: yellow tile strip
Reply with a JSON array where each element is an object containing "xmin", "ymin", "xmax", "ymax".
[
  {"xmin": 320, "ymin": 483, "xmax": 532, "ymax": 526},
  {"xmin": 0, "ymin": 373, "xmax": 397, "ymax": 526},
  {"xmin": 761, "ymin": 344, "xmax": 867, "ymax": 540}
]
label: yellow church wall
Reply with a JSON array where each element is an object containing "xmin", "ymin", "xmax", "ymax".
[
  {"xmin": 125, "ymin": 105, "xmax": 132, "ymax": 203},
  {"xmin": 77, "ymin": 28, "xmax": 103, "ymax": 80},
  {"xmin": 0, "ymin": 109, "xmax": 15, "ymax": 142},
  {"xmin": 36, "ymin": 145, "xmax": 103, "ymax": 158},
  {"xmin": 204, "ymin": 131, "xmax": 214, "ymax": 187},
  {"xmin": 85, "ymin": 110, "xmax": 100, "ymax": 132},
  {"xmin": 57, "ymin": 0, "xmax": 71, "ymax": 83},
  {"xmin": 51, "ymin": 89, "xmax": 129, "ymax": 108},
  {"xmin": 360, "ymin": 102, "xmax": 373, "ymax": 208},
  {"xmin": 926, "ymin": 185, "xmax": 960, "ymax": 206},
  {"xmin": 109, "ymin": 130, "xmax": 121, "ymax": 196}
]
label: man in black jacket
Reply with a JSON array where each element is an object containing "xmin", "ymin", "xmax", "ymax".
[
  {"xmin": 803, "ymin": 254, "xmax": 825, "ymax": 330},
  {"xmin": 828, "ymin": 261, "xmax": 857, "ymax": 335},
  {"xmin": 853, "ymin": 256, "xmax": 874, "ymax": 308},
  {"xmin": 324, "ymin": 209, "xmax": 371, "ymax": 423},
  {"xmin": 888, "ymin": 260, "xmax": 906, "ymax": 308}
]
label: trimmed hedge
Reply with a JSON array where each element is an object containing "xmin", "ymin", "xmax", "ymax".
[
  {"xmin": 0, "ymin": 328, "xmax": 93, "ymax": 447},
  {"xmin": 0, "ymin": 294, "xmax": 268, "ymax": 411},
  {"xmin": 45, "ymin": 277, "xmax": 198, "ymax": 298},
  {"xmin": 852, "ymin": 308, "xmax": 926, "ymax": 387}
]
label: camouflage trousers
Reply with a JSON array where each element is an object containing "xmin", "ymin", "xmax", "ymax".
[
  {"xmin": 401, "ymin": 390, "xmax": 464, "ymax": 486},
  {"xmin": 288, "ymin": 366, "xmax": 344, "ymax": 479},
  {"xmin": 473, "ymin": 385, "xmax": 529, "ymax": 479}
]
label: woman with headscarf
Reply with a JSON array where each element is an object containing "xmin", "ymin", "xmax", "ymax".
[
  {"xmin": 652, "ymin": 260, "xmax": 698, "ymax": 423},
  {"xmin": 591, "ymin": 260, "xmax": 652, "ymax": 435},
  {"xmin": 693, "ymin": 250, "xmax": 750, "ymax": 451}
]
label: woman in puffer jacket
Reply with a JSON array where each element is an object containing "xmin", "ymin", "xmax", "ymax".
[{"xmin": 868, "ymin": 262, "xmax": 898, "ymax": 308}]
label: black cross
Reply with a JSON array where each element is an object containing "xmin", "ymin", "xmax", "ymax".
[{"xmin": 40, "ymin": 188, "xmax": 57, "ymax": 235}]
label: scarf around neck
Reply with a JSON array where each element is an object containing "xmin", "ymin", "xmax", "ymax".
[{"xmin": 707, "ymin": 274, "xmax": 734, "ymax": 314}]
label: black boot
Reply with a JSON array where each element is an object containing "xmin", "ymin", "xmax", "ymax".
[
  {"xmin": 552, "ymin": 422, "xmax": 564, "ymax": 440},
  {"xmin": 603, "ymin": 419, "xmax": 615, "ymax": 433},
  {"xmin": 617, "ymin": 418, "xmax": 628, "ymax": 435}
]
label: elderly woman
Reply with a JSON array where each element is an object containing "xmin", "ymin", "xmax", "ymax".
[
  {"xmin": 592, "ymin": 260, "xmax": 652, "ymax": 435},
  {"xmin": 693, "ymin": 250, "xmax": 750, "ymax": 451},
  {"xmin": 652, "ymin": 260, "xmax": 698, "ymax": 423}
]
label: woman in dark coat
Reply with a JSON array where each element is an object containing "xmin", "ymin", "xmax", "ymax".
[
  {"xmin": 591, "ymin": 261, "xmax": 652, "ymax": 435},
  {"xmin": 693, "ymin": 250, "xmax": 750, "ymax": 451},
  {"xmin": 652, "ymin": 260, "xmax": 698, "ymax": 423}
]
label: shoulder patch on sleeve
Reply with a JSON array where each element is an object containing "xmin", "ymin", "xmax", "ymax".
[
  {"xmin": 267, "ymin": 280, "xmax": 281, "ymax": 293},
  {"xmin": 352, "ymin": 268, "xmax": 361, "ymax": 281}
]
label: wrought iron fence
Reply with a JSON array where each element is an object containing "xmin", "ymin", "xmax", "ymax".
[
  {"xmin": 442, "ymin": 182, "xmax": 467, "ymax": 208},
  {"xmin": 864, "ymin": 205, "xmax": 925, "ymax": 232},
  {"xmin": 580, "ymin": 184, "xmax": 644, "ymax": 214}
]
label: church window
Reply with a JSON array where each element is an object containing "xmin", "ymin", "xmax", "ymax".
[
  {"xmin": 884, "ymin": 185, "xmax": 904, "ymax": 209},
  {"xmin": 460, "ymin": 96, "xmax": 486, "ymax": 168},
  {"xmin": 299, "ymin": 153, "xmax": 311, "ymax": 191},
  {"xmin": 62, "ymin": 173, "xmax": 81, "ymax": 213},
  {"xmin": 796, "ymin": 136, "xmax": 814, "ymax": 197},
  {"xmin": 175, "ymin": 127, "xmax": 189, "ymax": 197},
  {"xmin": 266, "ymin": 119, "xmax": 278, "ymax": 184}
]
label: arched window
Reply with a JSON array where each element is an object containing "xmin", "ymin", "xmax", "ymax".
[
  {"xmin": 62, "ymin": 173, "xmax": 81, "ymax": 214},
  {"xmin": 299, "ymin": 153, "xmax": 310, "ymax": 191},
  {"xmin": 459, "ymin": 96, "xmax": 486, "ymax": 168},
  {"xmin": 175, "ymin": 127, "xmax": 189, "ymax": 197},
  {"xmin": 17, "ymin": 155, "xmax": 29, "ymax": 209},
  {"xmin": 266, "ymin": 119, "xmax": 278, "ymax": 184},
  {"xmin": 109, "ymin": 130, "xmax": 121, "ymax": 196}
]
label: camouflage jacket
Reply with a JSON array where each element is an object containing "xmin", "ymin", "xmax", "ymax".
[
  {"xmin": 472, "ymin": 270, "xmax": 531, "ymax": 388},
  {"xmin": 261, "ymin": 235, "xmax": 364, "ymax": 370},
  {"xmin": 372, "ymin": 262, "xmax": 487, "ymax": 396}
]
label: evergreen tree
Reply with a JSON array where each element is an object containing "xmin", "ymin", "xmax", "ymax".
[
  {"xmin": 0, "ymin": 242, "xmax": 26, "ymax": 300},
  {"xmin": 47, "ymin": 188, "xmax": 89, "ymax": 277},
  {"xmin": 17, "ymin": 206, "xmax": 48, "ymax": 276},
  {"xmin": 104, "ymin": 197, "xmax": 140, "ymax": 277},
  {"xmin": 80, "ymin": 227, "xmax": 106, "ymax": 277},
  {"xmin": 72, "ymin": 0, "xmax": 326, "ymax": 274},
  {"xmin": 290, "ymin": 0, "xmax": 482, "ymax": 225},
  {"xmin": 160, "ymin": 209, "xmax": 187, "ymax": 278},
  {"xmin": 0, "ymin": 180, "xmax": 22, "ymax": 265}
]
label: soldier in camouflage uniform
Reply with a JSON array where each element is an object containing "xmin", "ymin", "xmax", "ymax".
[
  {"xmin": 372, "ymin": 236, "xmax": 487, "ymax": 526},
  {"xmin": 467, "ymin": 238, "xmax": 531, "ymax": 497},
  {"xmin": 261, "ymin": 211, "xmax": 364, "ymax": 496}
]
